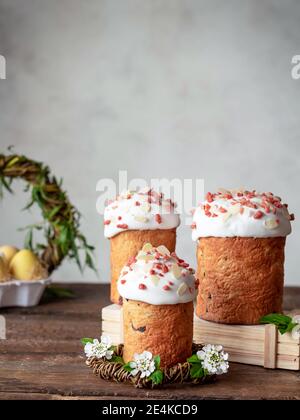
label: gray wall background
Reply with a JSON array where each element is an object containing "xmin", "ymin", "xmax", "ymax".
[{"xmin": 0, "ymin": 0, "xmax": 299, "ymax": 285}]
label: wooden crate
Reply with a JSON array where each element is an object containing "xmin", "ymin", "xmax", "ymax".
[{"xmin": 101, "ymin": 304, "xmax": 300, "ymax": 371}]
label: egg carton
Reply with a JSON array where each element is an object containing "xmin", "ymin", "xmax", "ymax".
[{"xmin": 0, "ymin": 278, "xmax": 51, "ymax": 308}]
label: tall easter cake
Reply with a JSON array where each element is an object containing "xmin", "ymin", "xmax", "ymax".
[
  {"xmin": 117, "ymin": 243, "xmax": 197, "ymax": 368},
  {"xmin": 104, "ymin": 189, "xmax": 180, "ymax": 304},
  {"xmin": 192, "ymin": 188, "xmax": 294, "ymax": 325}
]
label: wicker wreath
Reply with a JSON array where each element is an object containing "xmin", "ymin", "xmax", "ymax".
[
  {"xmin": 86, "ymin": 344, "xmax": 216, "ymax": 389},
  {"xmin": 0, "ymin": 152, "xmax": 95, "ymax": 274}
]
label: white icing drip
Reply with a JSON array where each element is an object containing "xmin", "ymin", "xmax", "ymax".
[
  {"xmin": 192, "ymin": 189, "xmax": 293, "ymax": 240},
  {"xmin": 117, "ymin": 244, "xmax": 197, "ymax": 305},
  {"xmin": 104, "ymin": 189, "xmax": 180, "ymax": 238}
]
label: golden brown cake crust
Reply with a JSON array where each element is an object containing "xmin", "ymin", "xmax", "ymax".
[
  {"xmin": 110, "ymin": 229, "xmax": 176, "ymax": 304},
  {"xmin": 196, "ymin": 237, "xmax": 286, "ymax": 325},
  {"xmin": 123, "ymin": 299, "xmax": 193, "ymax": 368}
]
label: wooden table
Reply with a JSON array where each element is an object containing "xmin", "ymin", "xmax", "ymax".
[{"xmin": 0, "ymin": 284, "xmax": 300, "ymax": 400}]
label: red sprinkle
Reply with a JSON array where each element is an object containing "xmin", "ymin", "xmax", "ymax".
[
  {"xmin": 155, "ymin": 214, "xmax": 162, "ymax": 224},
  {"xmin": 135, "ymin": 201, "xmax": 141, "ymax": 206},
  {"xmin": 127, "ymin": 256, "xmax": 137, "ymax": 266},
  {"xmin": 163, "ymin": 285, "xmax": 171, "ymax": 291},
  {"xmin": 117, "ymin": 223, "xmax": 128, "ymax": 229},
  {"xmin": 120, "ymin": 279, "xmax": 126, "ymax": 284},
  {"xmin": 168, "ymin": 281, "xmax": 174, "ymax": 286},
  {"xmin": 162, "ymin": 265, "xmax": 169, "ymax": 273},
  {"xmin": 191, "ymin": 222, "xmax": 197, "ymax": 229},
  {"xmin": 139, "ymin": 283, "xmax": 147, "ymax": 290},
  {"xmin": 149, "ymin": 269, "xmax": 156, "ymax": 275},
  {"xmin": 104, "ymin": 220, "xmax": 111, "ymax": 225},
  {"xmin": 254, "ymin": 211, "xmax": 264, "ymax": 219},
  {"xmin": 206, "ymin": 192, "xmax": 214, "ymax": 203},
  {"xmin": 219, "ymin": 207, "xmax": 227, "ymax": 213},
  {"xmin": 204, "ymin": 204, "xmax": 211, "ymax": 212},
  {"xmin": 118, "ymin": 216, "xmax": 122, "ymax": 220}
]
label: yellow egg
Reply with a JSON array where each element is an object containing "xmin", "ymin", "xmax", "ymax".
[
  {"xmin": 0, "ymin": 245, "xmax": 19, "ymax": 265},
  {"xmin": 0, "ymin": 255, "xmax": 10, "ymax": 283},
  {"xmin": 9, "ymin": 249, "xmax": 48, "ymax": 281}
]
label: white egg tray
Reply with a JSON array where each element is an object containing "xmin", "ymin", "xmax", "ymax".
[{"xmin": 0, "ymin": 278, "xmax": 51, "ymax": 308}]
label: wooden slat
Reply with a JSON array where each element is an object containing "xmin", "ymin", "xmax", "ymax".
[{"xmin": 264, "ymin": 324, "xmax": 278, "ymax": 368}]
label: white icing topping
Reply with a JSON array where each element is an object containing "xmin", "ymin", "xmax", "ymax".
[
  {"xmin": 192, "ymin": 189, "xmax": 294, "ymax": 240},
  {"xmin": 104, "ymin": 188, "xmax": 180, "ymax": 238},
  {"xmin": 117, "ymin": 243, "xmax": 197, "ymax": 305}
]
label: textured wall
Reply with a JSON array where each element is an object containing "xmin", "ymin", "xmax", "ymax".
[{"xmin": 0, "ymin": 0, "xmax": 299, "ymax": 285}]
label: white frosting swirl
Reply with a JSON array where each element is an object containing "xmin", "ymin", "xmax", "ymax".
[
  {"xmin": 104, "ymin": 188, "xmax": 180, "ymax": 238},
  {"xmin": 192, "ymin": 188, "xmax": 294, "ymax": 240},
  {"xmin": 117, "ymin": 243, "xmax": 197, "ymax": 305}
]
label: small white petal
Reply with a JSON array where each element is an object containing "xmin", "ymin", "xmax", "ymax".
[
  {"xmin": 140, "ymin": 371, "xmax": 146, "ymax": 378},
  {"xmin": 291, "ymin": 324, "xmax": 300, "ymax": 340},
  {"xmin": 129, "ymin": 361, "xmax": 137, "ymax": 369},
  {"xmin": 131, "ymin": 368, "xmax": 138, "ymax": 376},
  {"xmin": 292, "ymin": 315, "xmax": 300, "ymax": 325},
  {"xmin": 143, "ymin": 351, "xmax": 153, "ymax": 360},
  {"xmin": 101, "ymin": 335, "xmax": 112, "ymax": 347},
  {"xmin": 197, "ymin": 350, "xmax": 205, "ymax": 360},
  {"xmin": 106, "ymin": 351, "xmax": 113, "ymax": 360}
]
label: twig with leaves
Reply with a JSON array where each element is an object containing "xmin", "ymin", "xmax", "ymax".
[{"xmin": 0, "ymin": 152, "xmax": 96, "ymax": 278}]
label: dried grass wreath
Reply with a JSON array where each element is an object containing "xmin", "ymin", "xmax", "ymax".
[
  {"xmin": 0, "ymin": 152, "xmax": 95, "ymax": 277},
  {"xmin": 86, "ymin": 344, "xmax": 217, "ymax": 389}
]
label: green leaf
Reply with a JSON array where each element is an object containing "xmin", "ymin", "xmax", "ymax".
[
  {"xmin": 190, "ymin": 364, "xmax": 205, "ymax": 379},
  {"xmin": 149, "ymin": 369, "xmax": 164, "ymax": 385},
  {"xmin": 111, "ymin": 355, "xmax": 124, "ymax": 364},
  {"xmin": 187, "ymin": 354, "xmax": 200, "ymax": 364},
  {"xmin": 81, "ymin": 338, "xmax": 94, "ymax": 345},
  {"xmin": 123, "ymin": 362, "xmax": 134, "ymax": 373},
  {"xmin": 24, "ymin": 228, "xmax": 33, "ymax": 250},
  {"xmin": 153, "ymin": 355, "xmax": 161, "ymax": 369},
  {"xmin": 47, "ymin": 205, "xmax": 62, "ymax": 221},
  {"xmin": 259, "ymin": 313, "xmax": 297, "ymax": 335},
  {"xmin": 44, "ymin": 286, "xmax": 75, "ymax": 299},
  {"xmin": 0, "ymin": 176, "xmax": 13, "ymax": 194}
]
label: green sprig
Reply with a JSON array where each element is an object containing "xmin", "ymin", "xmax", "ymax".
[
  {"xmin": 0, "ymin": 152, "xmax": 96, "ymax": 275},
  {"xmin": 187, "ymin": 354, "xmax": 206, "ymax": 379},
  {"xmin": 149, "ymin": 355, "xmax": 164, "ymax": 385},
  {"xmin": 81, "ymin": 338, "xmax": 94, "ymax": 345},
  {"xmin": 259, "ymin": 313, "xmax": 297, "ymax": 334}
]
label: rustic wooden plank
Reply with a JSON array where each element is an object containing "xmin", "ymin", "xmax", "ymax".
[
  {"xmin": 0, "ymin": 284, "xmax": 300, "ymax": 400},
  {"xmin": 0, "ymin": 354, "xmax": 299, "ymax": 400}
]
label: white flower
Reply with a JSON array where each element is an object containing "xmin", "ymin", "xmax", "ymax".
[
  {"xmin": 129, "ymin": 351, "xmax": 156, "ymax": 378},
  {"xmin": 291, "ymin": 324, "xmax": 300, "ymax": 340},
  {"xmin": 197, "ymin": 344, "xmax": 229, "ymax": 375},
  {"xmin": 84, "ymin": 335, "xmax": 114, "ymax": 360},
  {"xmin": 291, "ymin": 315, "xmax": 300, "ymax": 340},
  {"xmin": 292, "ymin": 315, "xmax": 300, "ymax": 325}
]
